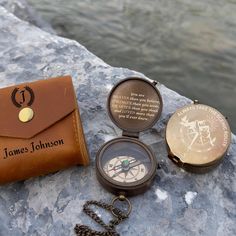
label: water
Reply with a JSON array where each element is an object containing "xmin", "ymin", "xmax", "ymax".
[{"xmin": 28, "ymin": 0, "xmax": 236, "ymax": 132}]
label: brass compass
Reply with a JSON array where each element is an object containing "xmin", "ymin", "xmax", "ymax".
[
  {"xmin": 75, "ymin": 77, "xmax": 163, "ymax": 235},
  {"xmin": 166, "ymin": 101, "xmax": 231, "ymax": 173},
  {"xmin": 96, "ymin": 137, "xmax": 157, "ymax": 196},
  {"xmin": 96, "ymin": 77, "xmax": 162, "ymax": 196}
]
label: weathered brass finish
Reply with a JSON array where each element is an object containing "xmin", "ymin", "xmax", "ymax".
[
  {"xmin": 111, "ymin": 195, "xmax": 132, "ymax": 217},
  {"xmin": 96, "ymin": 77, "xmax": 162, "ymax": 196},
  {"xmin": 107, "ymin": 77, "xmax": 163, "ymax": 133},
  {"xmin": 18, "ymin": 107, "xmax": 34, "ymax": 123},
  {"xmin": 166, "ymin": 103, "xmax": 231, "ymax": 173}
]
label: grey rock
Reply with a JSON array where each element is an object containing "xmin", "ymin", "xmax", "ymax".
[{"xmin": 0, "ymin": 5, "xmax": 235, "ymax": 236}]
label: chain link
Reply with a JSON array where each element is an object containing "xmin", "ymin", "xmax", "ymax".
[{"xmin": 74, "ymin": 199, "xmax": 130, "ymax": 236}]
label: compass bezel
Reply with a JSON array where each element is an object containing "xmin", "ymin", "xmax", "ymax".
[{"xmin": 96, "ymin": 137, "xmax": 157, "ymax": 196}]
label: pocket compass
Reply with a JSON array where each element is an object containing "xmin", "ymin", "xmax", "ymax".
[
  {"xmin": 166, "ymin": 101, "xmax": 231, "ymax": 173},
  {"xmin": 96, "ymin": 137, "xmax": 157, "ymax": 196},
  {"xmin": 75, "ymin": 77, "xmax": 163, "ymax": 236}
]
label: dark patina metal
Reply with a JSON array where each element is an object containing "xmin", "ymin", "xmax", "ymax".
[
  {"xmin": 96, "ymin": 77, "xmax": 163, "ymax": 196},
  {"xmin": 75, "ymin": 77, "xmax": 163, "ymax": 235},
  {"xmin": 96, "ymin": 137, "xmax": 157, "ymax": 196}
]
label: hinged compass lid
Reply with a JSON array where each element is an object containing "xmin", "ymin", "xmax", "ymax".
[
  {"xmin": 107, "ymin": 77, "xmax": 163, "ymax": 135},
  {"xmin": 96, "ymin": 77, "xmax": 162, "ymax": 196}
]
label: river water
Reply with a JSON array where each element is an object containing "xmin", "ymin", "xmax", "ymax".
[{"xmin": 28, "ymin": 0, "xmax": 236, "ymax": 132}]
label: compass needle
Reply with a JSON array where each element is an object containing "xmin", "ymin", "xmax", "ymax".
[
  {"xmin": 77, "ymin": 77, "xmax": 162, "ymax": 235},
  {"xmin": 130, "ymin": 170, "xmax": 135, "ymax": 176},
  {"xmin": 103, "ymin": 155, "xmax": 149, "ymax": 184}
]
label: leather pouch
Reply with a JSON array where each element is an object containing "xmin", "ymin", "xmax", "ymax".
[{"xmin": 0, "ymin": 75, "xmax": 89, "ymax": 184}]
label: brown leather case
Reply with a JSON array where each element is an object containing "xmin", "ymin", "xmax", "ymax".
[{"xmin": 0, "ymin": 75, "xmax": 89, "ymax": 184}]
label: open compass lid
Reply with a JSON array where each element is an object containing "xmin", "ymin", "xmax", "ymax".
[{"xmin": 107, "ymin": 77, "xmax": 163, "ymax": 134}]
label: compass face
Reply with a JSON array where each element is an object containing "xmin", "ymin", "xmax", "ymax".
[
  {"xmin": 96, "ymin": 138, "xmax": 157, "ymax": 196},
  {"xmin": 104, "ymin": 156, "xmax": 147, "ymax": 183}
]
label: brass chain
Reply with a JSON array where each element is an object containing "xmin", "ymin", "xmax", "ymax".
[{"xmin": 74, "ymin": 200, "xmax": 129, "ymax": 236}]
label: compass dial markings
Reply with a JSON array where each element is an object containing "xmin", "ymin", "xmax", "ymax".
[{"xmin": 104, "ymin": 156, "xmax": 147, "ymax": 183}]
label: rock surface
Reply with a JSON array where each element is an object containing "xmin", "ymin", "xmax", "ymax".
[{"xmin": 0, "ymin": 4, "xmax": 235, "ymax": 236}]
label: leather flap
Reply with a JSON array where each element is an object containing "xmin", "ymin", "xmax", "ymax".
[{"xmin": 0, "ymin": 76, "xmax": 76, "ymax": 139}]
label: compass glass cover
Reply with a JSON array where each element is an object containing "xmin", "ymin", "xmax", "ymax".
[{"xmin": 99, "ymin": 140, "xmax": 152, "ymax": 184}]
